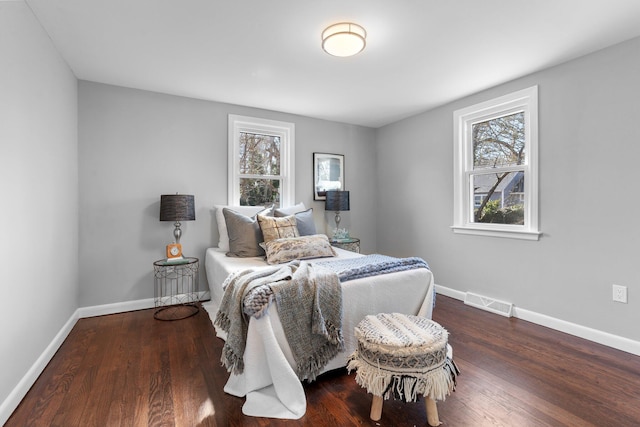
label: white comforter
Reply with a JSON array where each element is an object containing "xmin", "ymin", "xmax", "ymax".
[{"xmin": 202, "ymin": 247, "xmax": 435, "ymax": 419}]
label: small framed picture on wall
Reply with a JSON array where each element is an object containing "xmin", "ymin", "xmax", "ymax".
[{"xmin": 313, "ymin": 152, "xmax": 345, "ymax": 201}]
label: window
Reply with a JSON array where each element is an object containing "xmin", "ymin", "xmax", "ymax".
[
  {"xmin": 228, "ymin": 115, "xmax": 295, "ymax": 207},
  {"xmin": 452, "ymin": 86, "xmax": 540, "ymax": 240}
]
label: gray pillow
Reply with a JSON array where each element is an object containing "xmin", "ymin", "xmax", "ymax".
[
  {"xmin": 223, "ymin": 206, "xmax": 272, "ymax": 257},
  {"xmin": 274, "ymin": 207, "xmax": 317, "ymax": 236},
  {"xmin": 272, "ymin": 202, "xmax": 305, "ymax": 216}
]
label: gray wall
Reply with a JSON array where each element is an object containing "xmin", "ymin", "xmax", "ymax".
[
  {"xmin": 0, "ymin": 2, "xmax": 78, "ymax": 415},
  {"xmin": 78, "ymin": 82, "xmax": 376, "ymax": 307},
  {"xmin": 376, "ymin": 36, "xmax": 640, "ymax": 341}
]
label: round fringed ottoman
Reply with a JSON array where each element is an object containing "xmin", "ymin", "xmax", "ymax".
[{"xmin": 347, "ymin": 313, "xmax": 459, "ymax": 426}]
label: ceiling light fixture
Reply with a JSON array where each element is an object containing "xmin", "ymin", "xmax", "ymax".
[{"xmin": 322, "ymin": 22, "xmax": 366, "ymax": 57}]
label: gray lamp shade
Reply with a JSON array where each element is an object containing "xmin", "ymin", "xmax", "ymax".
[
  {"xmin": 325, "ymin": 190, "xmax": 350, "ymax": 212},
  {"xmin": 160, "ymin": 194, "xmax": 196, "ymax": 222}
]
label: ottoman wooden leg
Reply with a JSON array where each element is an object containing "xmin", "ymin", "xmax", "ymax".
[
  {"xmin": 370, "ymin": 395, "xmax": 383, "ymax": 421},
  {"xmin": 425, "ymin": 396, "xmax": 441, "ymax": 426}
]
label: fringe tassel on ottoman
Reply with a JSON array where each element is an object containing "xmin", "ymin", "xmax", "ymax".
[{"xmin": 347, "ymin": 352, "xmax": 459, "ymax": 402}]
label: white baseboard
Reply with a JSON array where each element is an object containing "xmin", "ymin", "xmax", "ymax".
[
  {"xmin": 77, "ymin": 298, "xmax": 155, "ymax": 318},
  {"xmin": 435, "ymin": 284, "xmax": 640, "ymax": 356},
  {"xmin": 1, "ymin": 290, "xmax": 211, "ymax": 424},
  {"xmin": 435, "ymin": 284, "xmax": 466, "ymax": 301},
  {"xmin": 512, "ymin": 306, "xmax": 640, "ymax": 356},
  {"xmin": 77, "ymin": 291, "xmax": 210, "ymax": 318},
  {"xmin": 0, "ymin": 310, "xmax": 79, "ymax": 426}
]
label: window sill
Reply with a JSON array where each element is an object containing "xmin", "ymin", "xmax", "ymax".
[{"xmin": 450, "ymin": 226, "xmax": 541, "ymax": 241}]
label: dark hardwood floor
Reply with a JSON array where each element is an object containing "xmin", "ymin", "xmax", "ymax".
[{"xmin": 7, "ymin": 295, "xmax": 640, "ymax": 426}]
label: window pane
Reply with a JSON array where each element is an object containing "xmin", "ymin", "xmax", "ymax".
[
  {"xmin": 239, "ymin": 178, "xmax": 281, "ymax": 207},
  {"xmin": 239, "ymin": 132, "xmax": 280, "ymax": 176},
  {"xmin": 473, "ymin": 112, "xmax": 525, "ymax": 169},
  {"xmin": 472, "ymin": 171, "xmax": 525, "ymax": 225}
]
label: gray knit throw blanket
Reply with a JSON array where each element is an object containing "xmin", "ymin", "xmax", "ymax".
[{"xmin": 215, "ymin": 260, "xmax": 344, "ymax": 382}]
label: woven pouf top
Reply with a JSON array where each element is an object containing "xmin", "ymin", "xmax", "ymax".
[
  {"xmin": 348, "ymin": 313, "xmax": 458, "ymax": 402},
  {"xmin": 355, "ymin": 313, "xmax": 448, "ymax": 354}
]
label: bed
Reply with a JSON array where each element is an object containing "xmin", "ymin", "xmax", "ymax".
[{"xmin": 202, "ymin": 204, "xmax": 435, "ymax": 419}]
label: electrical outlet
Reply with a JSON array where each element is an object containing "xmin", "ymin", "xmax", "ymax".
[{"xmin": 612, "ymin": 284, "xmax": 628, "ymax": 303}]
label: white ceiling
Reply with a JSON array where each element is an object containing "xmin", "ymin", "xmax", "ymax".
[{"xmin": 25, "ymin": 0, "xmax": 640, "ymax": 128}]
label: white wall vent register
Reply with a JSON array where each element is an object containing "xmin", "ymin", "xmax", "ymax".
[{"xmin": 464, "ymin": 292, "xmax": 514, "ymax": 317}]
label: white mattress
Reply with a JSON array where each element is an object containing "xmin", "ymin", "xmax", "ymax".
[{"xmin": 204, "ymin": 246, "xmax": 435, "ymax": 369}]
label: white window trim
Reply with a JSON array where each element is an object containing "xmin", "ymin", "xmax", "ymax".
[
  {"xmin": 452, "ymin": 86, "xmax": 540, "ymax": 241},
  {"xmin": 228, "ymin": 115, "xmax": 295, "ymax": 206}
]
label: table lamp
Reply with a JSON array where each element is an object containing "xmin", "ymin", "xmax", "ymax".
[
  {"xmin": 160, "ymin": 194, "xmax": 195, "ymax": 259},
  {"xmin": 325, "ymin": 190, "xmax": 350, "ymax": 231}
]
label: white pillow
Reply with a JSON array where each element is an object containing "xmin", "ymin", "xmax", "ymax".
[{"xmin": 215, "ymin": 205, "xmax": 266, "ymax": 251}]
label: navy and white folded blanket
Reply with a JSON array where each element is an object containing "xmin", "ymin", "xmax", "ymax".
[{"xmin": 315, "ymin": 254, "xmax": 429, "ymax": 282}]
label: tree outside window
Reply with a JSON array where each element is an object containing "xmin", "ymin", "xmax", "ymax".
[{"xmin": 239, "ymin": 132, "xmax": 281, "ymax": 206}]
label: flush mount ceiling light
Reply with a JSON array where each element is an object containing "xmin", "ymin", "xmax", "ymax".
[{"xmin": 322, "ymin": 22, "xmax": 367, "ymax": 57}]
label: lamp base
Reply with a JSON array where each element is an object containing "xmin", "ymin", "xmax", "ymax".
[
  {"xmin": 334, "ymin": 211, "xmax": 342, "ymax": 230},
  {"xmin": 173, "ymin": 221, "xmax": 182, "ymax": 244}
]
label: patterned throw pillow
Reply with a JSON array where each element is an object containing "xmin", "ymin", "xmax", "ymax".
[
  {"xmin": 263, "ymin": 234, "xmax": 337, "ymax": 265},
  {"xmin": 258, "ymin": 214, "xmax": 299, "ymax": 243}
]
